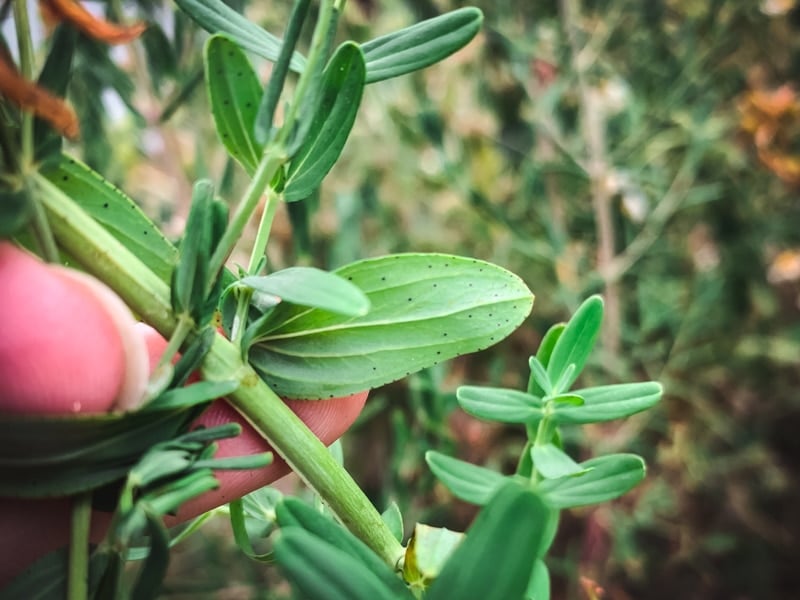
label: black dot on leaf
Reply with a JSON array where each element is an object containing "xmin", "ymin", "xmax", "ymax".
[
  {"xmin": 103, "ymin": 202, "xmax": 109, "ymax": 208},
  {"xmin": 408, "ymin": 298, "xmax": 413, "ymax": 302},
  {"xmin": 381, "ymin": 276, "xmax": 386, "ymax": 281},
  {"xmin": 62, "ymin": 175, "xmax": 68, "ymax": 181},
  {"xmin": 443, "ymin": 332, "xmax": 448, "ymax": 337}
]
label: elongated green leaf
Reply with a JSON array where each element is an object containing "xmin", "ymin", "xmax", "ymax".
[
  {"xmin": 554, "ymin": 382, "xmax": 663, "ymax": 424},
  {"xmin": 205, "ymin": 35, "xmax": 264, "ymax": 174},
  {"xmin": 426, "ymin": 483, "xmax": 548, "ymax": 600},
  {"xmin": 174, "ymin": 0, "xmax": 306, "ymax": 71},
  {"xmin": 457, "ymin": 386, "xmax": 543, "ymax": 424},
  {"xmin": 283, "ymin": 43, "xmax": 366, "ymax": 201},
  {"xmin": 41, "ymin": 155, "xmax": 177, "ymax": 282},
  {"xmin": 144, "ymin": 380, "xmax": 239, "ymax": 411},
  {"xmin": 239, "ymin": 267, "xmax": 370, "ymax": 318},
  {"xmin": 34, "ymin": 25, "xmax": 76, "ymax": 162},
  {"xmin": 276, "ymin": 498, "xmax": 411, "ymax": 598},
  {"xmin": 274, "ymin": 529, "xmax": 414, "ymax": 600},
  {"xmin": 532, "ymin": 444, "xmax": 588, "ymax": 479},
  {"xmin": 403, "ymin": 524, "xmax": 462, "ymax": 585},
  {"xmin": 425, "ymin": 451, "xmax": 508, "ymax": 506},
  {"xmin": 528, "ymin": 322, "xmax": 564, "ymax": 396},
  {"xmin": 380, "ymin": 502, "xmax": 404, "ymax": 543},
  {"xmin": 538, "ymin": 454, "xmax": 646, "ymax": 509},
  {"xmin": 0, "ymin": 408, "xmax": 197, "ymax": 497},
  {"xmin": 547, "ymin": 295, "xmax": 604, "ymax": 392},
  {"xmin": 527, "ymin": 559, "xmax": 551, "ymax": 600},
  {"xmin": 249, "ymin": 254, "xmax": 533, "ymax": 399},
  {"xmin": 361, "ymin": 8, "xmax": 483, "ymax": 84}
]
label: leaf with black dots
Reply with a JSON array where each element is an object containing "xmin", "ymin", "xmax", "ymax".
[
  {"xmin": 204, "ymin": 34, "xmax": 264, "ymax": 175},
  {"xmin": 248, "ymin": 254, "xmax": 534, "ymax": 399},
  {"xmin": 41, "ymin": 155, "xmax": 178, "ymax": 282}
]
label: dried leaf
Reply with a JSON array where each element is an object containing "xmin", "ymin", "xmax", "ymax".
[
  {"xmin": 41, "ymin": 0, "xmax": 147, "ymax": 45},
  {"xmin": 0, "ymin": 57, "xmax": 79, "ymax": 139}
]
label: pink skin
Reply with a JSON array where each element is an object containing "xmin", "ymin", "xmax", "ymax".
[{"xmin": 0, "ymin": 242, "xmax": 367, "ymax": 585}]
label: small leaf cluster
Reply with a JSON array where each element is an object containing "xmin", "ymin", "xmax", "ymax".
[{"xmin": 424, "ymin": 295, "xmax": 662, "ymax": 598}]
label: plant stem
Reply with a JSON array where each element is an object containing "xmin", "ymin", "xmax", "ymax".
[
  {"xmin": 68, "ymin": 493, "xmax": 92, "ymax": 600},
  {"xmin": 35, "ymin": 172, "xmax": 405, "ymax": 570},
  {"xmin": 247, "ymin": 187, "xmax": 280, "ymax": 274},
  {"xmin": 12, "ymin": 0, "xmax": 35, "ymax": 170},
  {"xmin": 207, "ymin": 148, "xmax": 287, "ymax": 291},
  {"xmin": 154, "ymin": 312, "xmax": 195, "ymax": 375},
  {"xmin": 560, "ymin": 0, "xmax": 621, "ymax": 355}
]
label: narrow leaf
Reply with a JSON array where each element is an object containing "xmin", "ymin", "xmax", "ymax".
[
  {"xmin": 403, "ymin": 524, "xmax": 462, "ymax": 585},
  {"xmin": 145, "ymin": 380, "xmax": 239, "ymax": 411},
  {"xmin": 239, "ymin": 267, "xmax": 370, "ymax": 318},
  {"xmin": 41, "ymin": 155, "xmax": 177, "ymax": 282},
  {"xmin": 174, "ymin": 0, "xmax": 306, "ymax": 71},
  {"xmin": 362, "ymin": 8, "xmax": 483, "ymax": 84},
  {"xmin": 425, "ymin": 451, "xmax": 508, "ymax": 506},
  {"xmin": 249, "ymin": 254, "xmax": 534, "ymax": 399},
  {"xmin": 528, "ymin": 322, "xmax": 564, "ymax": 396},
  {"xmin": 204, "ymin": 35, "xmax": 264, "ymax": 174},
  {"xmin": 380, "ymin": 502, "xmax": 403, "ymax": 543},
  {"xmin": 539, "ymin": 454, "xmax": 646, "ymax": 509},
  {"xmin": 283, "ymin": 43, "xmax": 366, "ymax": 201},
  {"xmin": 425, "ymin": 483, "xmax": 548, "ymax": 600},
  {"xmin": 532, "ymin": 444, "xmax": 587, "ymax": 479},
  {"xmin": 554, "ymin": 382, "xmax": 663, "ymax": 424},
  {"xmin": 547, "ymin": 295, "xmax": 604, "ymax": 392},
  {"xmin": 457, "ymin": 386, "xmax": 543, "ymax": 424},
  {"xmin": 527, "ymin": 559, "xmax": 551, "ymax": 600}
]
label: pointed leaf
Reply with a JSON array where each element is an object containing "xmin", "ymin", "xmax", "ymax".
[
  {"xmin": 403, "ymin": 524, "xmax": 462, "ymax": 585},
  {"xmin": 239, "ymin": 267, "xmax": 370, "ymax": 318},
  {"xmin": 527, "ymin": 559, "xmax": 551, "ymax": 600},
  {"xmin": 426, "ymin": 483, "xmax": 548, "ymax": 600},
  {"xmin": 249, "ymin": 254, "xmax": 533, "ymax": 399},
  {"xmin": 380, "ymin": 502, "xmax": 404, "ymax": 543},
  {"xmin": 362, "ymin": 8, "xmax": 483, "ymax": 84},
  {"xmin": 425, "ymin": 451, "xmax": 508, "ymax": 506},
  {"xmin": 539, "ymin": 454, "xmax": 646, "ymax": 509},
  {"xmin": 175, "ymin": 0, "xmax": 306, "ymax": 71},
  {"xmin": 547, "ymin": 295, "xmax": 604, "ymax": 392},
  {"xmin": 41, "ymin": 155, "xmax": 178, "ymax": 282},
  {"xmin": 457, "ymin": 386, "xmax": 543, "ymax": 424},
  {"xmin": 554, "ymin": 382, "xmax": 663, "ymax": 424},
  {"xmin": 284, "ymin": 43, "xmax": 366, "ymax": 201},
  {"xmin": 205, "ymin": 35, "xmax": 264, "ymax": 174},
  {"xmin": 528, "ymin": 322, "xmax": 564, "ymax": 396},
  {"xmin": 532, "ymin": 444, "xmax": 587, "ymax": 480}
]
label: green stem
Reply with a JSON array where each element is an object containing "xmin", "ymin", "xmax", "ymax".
[
  {"xmin": 206, "ymin": 149, "xmax": 287, "ymax": 292},
  {"xmin": 12, "ymin": 0, "xmax": 36, "ymax": 169},
  {"xmin": 68, "ymin": 493, "xmax": 92, "ymax": 600},
  {"xmin": 154, "ymin": 312, "xmax": 195, "ymax": 374},
  {"xmin": 35, "ymin": 171, "xmax": 405, "ymax": 570},
  {"xmin": 247, "ymin": 187, "xmax": 280, "ymax": 274},
  {"xmin": 28, "ymin": 182, "xmax": 59, "ymax": 262}
]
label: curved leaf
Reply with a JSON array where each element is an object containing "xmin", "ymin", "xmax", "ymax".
[
  {"xmin": 284, "ymin": 43, "xmax": 366, "ymax": 201},
  {"xmin": 362, "ymin": 8, "xmax": 483, "ymax": 84},
  {"xmin": 547, "ymin": 295, "xmax": 604, "ymax": 392},
  {"xmin": 239, "ymin": 267, "xmax": 370, "ymax": 318},
  {"xmin": 248, "ymin": 254, "xmax": 534, "ymax": 399},
  {"xmin": 425, "ymin": 451, "xmax": 508, "ymax": 506},
  {"xmin": 538, "ymin": 454, "xmax": 646, "ymax": 509},
  {"xmin": 175, "ymin": 0, "xmax": 306, "ymax": 71},
  {"xmin": 41, "ymin": 155, "xmax": 177, "ymax": 282},
  {"xmin": 457, "ymin": 386, "xmax": 542, "ymax": 424},
  {"xmin": 554, "ymin": 382, "xmax": 663, "ymax": 425},
  {"xmin": 205, "ymin": 35, "xmax": 264, "ymax": 174}
]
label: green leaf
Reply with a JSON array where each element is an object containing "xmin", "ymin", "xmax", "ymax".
[
  {"xmin": 238, "ymin": 267, "xmax": 370, "ymax": 319},
  {"xmin": 283, "ymin": 42, "xmax": 366, "ymax": 202},
  {"xmin": 527, "ymin": 559, "xmax": 551, "ymax": 600},
  {"xmin": 274, "ymin": 529, "xmax": 413, "ymax": 600},
  {"xmin": 204, "ymin": 34, "xmax": 264, "ymax": 175},
  {"xmin": 144, "ymin": 380, "xmax": 239, "ymax": 411},
  {"xmin": 538, "ymin": 454, "xmax": 646, "ymax": 509},
  {"xmin": 0, "ymin": 407, "xmax": 197, "ymax": 498},
  {"xmin": 380, "ymin": 502, "xmax": 404, "ymax": 543},
  {"xmin": 532, "ymin": 444, "xmax": 588, "ymax": 479},
  {"xmin": 546, "ymin": 295, "xmax": 604, "ymax": 392},
  {"xmin": 425, "ymin": 483, "xmax": 548, "ymax": 600},
  {"xmin": 528, "ymin": 323, "xmax": 564, "ymax": 396},
  {"xmin": 425, "ymin": 451, "xmax": 508, "ymax": 506},
  {"xmin": 361, "ymin": 8, "xmax": 483, "ymax": 84},
  {"xmin": 174, "ymin": 0, "xmax": 306, "ymax": 72},
  {"xmin": 248, "ymin": 254, "xmax": 533, "ymax": 399},
  {"xmin": 554, "ymin": 382, "xmax": 663, "ymax": 424},
  {"xmin": 403, "ymin": 524, "xmax": 462, "ymax": 586},
  {"xmin": 34, "ymin": 24, "xmax": 76, "ymax": 162},
  {"xmin": 528, "ymin": 356, "xmax": 552, "ymax": 396},
  {"xmin": 275, "ymin": 498, "xmax": 411, "ymax": 598},
  {"xmin": 0, "ymin": 187, "xmax": 33, "ymax": 238},
  {"xmin": 457, "ymin": 386, "xmax": 543, "ymax": 424},
  {"xmin": 41, "ymin": 155, "xmax": 178, "ymax": 282}
]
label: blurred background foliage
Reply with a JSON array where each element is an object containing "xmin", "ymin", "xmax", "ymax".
[{"xmin": 19, "ymin": 0, "xmax": 800, "ymax": 597}]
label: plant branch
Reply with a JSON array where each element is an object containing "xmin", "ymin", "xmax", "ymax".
[
  {"xmin": 12, "ymin": 0, "xmax": 35, "ymax": 169},
  {"xmin": 560, "ymin": 0, "xmax": 621, "ymax": 355},
  {"xmin": 35, "ymin": 172, "xmax": 405, "ymax": 570}
]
